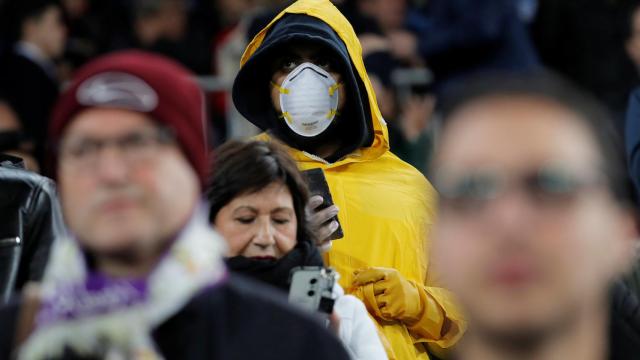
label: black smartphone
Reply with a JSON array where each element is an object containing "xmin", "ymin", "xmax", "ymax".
[{"xmin": 302, "ymin": 168, "xmax": 344, "ymax": 240}]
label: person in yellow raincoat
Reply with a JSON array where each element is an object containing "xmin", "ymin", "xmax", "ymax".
[{"xmin": 231, "ymin": 1, "xmax": 465, "ymax": 358}]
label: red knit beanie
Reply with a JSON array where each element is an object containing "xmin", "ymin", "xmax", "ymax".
[{"xmin": 48, "ymin": 50, "xmax": 208, "ymax": 184}]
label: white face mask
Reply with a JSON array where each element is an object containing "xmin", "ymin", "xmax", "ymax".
[{"xmin": 275, "ymin": 62, "xmax": 341, "ymax": 137}]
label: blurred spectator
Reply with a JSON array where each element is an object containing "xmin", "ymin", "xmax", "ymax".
[
  {"xmin": 0, "ymin": 100, "xmax": 39, "ymax": 172},
  {"xmin": 514, "ymin": 0, "xmax": 539, "ymax": 24},
  {"xmin": 626, "ymin": 2, "xmax": 640, "ymax": 74},
  {"xmin": 0, "ymin": 51, "xmax": 351, "ymax": 359},
  {"xmin": 207, "ymin": 139, "xmax": 388, "ymax": 360},
  {"xmin": 246, "ymin": 0, "xmax": 293, "ymax": 40},
  {"xmin": 533, "ymin": 0, "xmax": 639, "ymax": 122},
  {"xmin": 415, "ymin": 0, "xmax": 539, "ymax": 91},
  {"xmin": 56, "ymin": 0, "xmax": 101, "ymax": 81},
  {"xmin": 342, "ymin": 0, "xmax": 427, "ymax": 66},
  {"xmin": 109, "ymin": 0, "xmax": 213, "ymax": 74},
  {"xmin": 364, "ymin": 51, "xmax": 435, "ymax": 173},
  {"xmin": 211, "ymin": 0, "xmax": 270, "ymax": 140},
  {"xmin": 0, "ymin": 153, "xmax": 65, "ymax": 305},
  {"xmin": 0, "ymin": 0, "xmax": 67, "ymax": 168},
  {"xmin": 356, "ymin": 0, "xmax": 407, "ymax": 33},
  {"xmin": 344, "ymin": 0, "xmax": 539, "ymax": 90},
  {"xmin": 232, "ymin": 1, "xmax": 465, "ymax": 358},
  {"xmin": 432, "ymin": 73, "xmax": 640, "ymax": 359},
  {"xmin": 133, "ymin": 0, "xmax": 187, "ymax": 47}
]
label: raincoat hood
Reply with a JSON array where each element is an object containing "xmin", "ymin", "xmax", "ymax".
[{"xmin": 233, "ymin": 0, "xmax": 389, "ymax": 164}]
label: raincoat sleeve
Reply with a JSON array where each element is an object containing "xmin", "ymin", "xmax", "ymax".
[
  {"xmin": 407, "ymin": 285, "xmax": 466, "ymax": 353},
  {"xmin": 410, "ymin": 184, "xmax": 466, "ymax": 352}
]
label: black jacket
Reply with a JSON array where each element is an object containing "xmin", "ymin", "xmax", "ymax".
[
  {"xmin": 0, "ymin": 274, "xmax": 351, "ymax": 359},
  {"xmin": 610, "ymin": 281, "xmax": 640, "ymax": 359},
  {"xmin": 0, "ymin": 154, "xmax": 65, "ymax": 305}
]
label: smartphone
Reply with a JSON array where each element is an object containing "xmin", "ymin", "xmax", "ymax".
[
  {"xmin": 288, "ymin": 266, "xmax": 337, "ymax": 319},
  {"xmin": 302, "ymin": 168, "xmax": 344, "ymax": 240}
]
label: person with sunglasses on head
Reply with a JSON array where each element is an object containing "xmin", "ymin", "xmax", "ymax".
[{"xmin": 430, "ymin": 72, "xmax": 640, "ymax": 360}]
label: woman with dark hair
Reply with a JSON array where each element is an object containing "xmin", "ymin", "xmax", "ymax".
[{"xmin": 207, "ymin": 140, "xmax": 387, "ymax": 360}]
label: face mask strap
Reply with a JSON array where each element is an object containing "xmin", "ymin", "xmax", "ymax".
[
  {"xmin": 328, "ymin": 83, "xmax": 341, "ymax": 97},
  {"xmin": 326, "ymin": 109, "xmax": 339, "ymax": 120},
  {"xmin": 279, "ymin": 111, "xmax": 294, "ymax": 124},
  {"xmin": 271, "ymin": 81, "xmax": 290, "ymax": 94}
]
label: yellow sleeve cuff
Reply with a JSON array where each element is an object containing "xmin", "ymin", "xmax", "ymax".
[{"xmin": 406, "ymin": 284, "xmax": 467, "ymax": 349}]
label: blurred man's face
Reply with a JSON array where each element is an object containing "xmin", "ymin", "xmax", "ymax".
[
  {"xmin": 58, "ymin": 108, "xmax": 200, "ymax": 258},
  {"xmin": 432, "ymin": 97, "xmax": 634, "ymax": 341},
  {"xmin": 24, "ymin": 5, "xmax": 67, "ymax": 59}
]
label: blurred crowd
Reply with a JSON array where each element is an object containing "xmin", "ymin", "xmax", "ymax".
[
  {"xmin": 1, "ymin": 0, "xmax": 640, "ymax": 174},
  {"xmin": 3, "ymin": 0, "xmax": 640, "ymax": 359}
]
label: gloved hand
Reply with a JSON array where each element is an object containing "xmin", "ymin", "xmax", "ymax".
[
  {"xmin": 352, "ymin": 267, "xmax": 422, "ymax": 324},
  {"xmin": 305, "ymin": 195, "xmax": 339, "ymax": 252}
]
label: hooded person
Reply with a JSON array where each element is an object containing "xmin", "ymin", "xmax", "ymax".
[
  {"xmin": 232, "ymin": 0, "xmax": 465, "ymax": 358},
  {"xmin": 0, "ymin": 50, "xmax": 351, "ymax": 360}
]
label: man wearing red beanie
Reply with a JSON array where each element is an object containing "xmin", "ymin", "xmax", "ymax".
[{"xmin": 0, "ymin": 50, "xmax": 350, "ymax": 359}]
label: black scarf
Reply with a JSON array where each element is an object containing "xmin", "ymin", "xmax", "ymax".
[{"xmin": 225, "ymin": 238, "xmax": 324, "ymax": 292}]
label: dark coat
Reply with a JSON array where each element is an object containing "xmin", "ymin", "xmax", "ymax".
[
  {"xmin": 0, "ymin": 154, "xmax": 64, "ymax": 305},
  {"xmin": 0, "ymin": 274, "xmax": 351, "ymax": 359},
  {"xmin": 609, "ymin": 281, "xmax": 640, "ymax": 359}
]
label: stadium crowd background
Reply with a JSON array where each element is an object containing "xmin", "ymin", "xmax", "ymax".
[{"xmin": 2, "ymin": 0, "xmax": 639, "ymax": 176}]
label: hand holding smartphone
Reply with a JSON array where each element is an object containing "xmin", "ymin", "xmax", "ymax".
[{"xmin": 302, "ymin": 168, "xmax": 344, "ymax": 241}]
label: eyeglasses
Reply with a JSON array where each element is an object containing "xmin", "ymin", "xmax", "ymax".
[
  {"xmin": 434, "ymin": 165, "xmax": 605, "ymax": 215},
  {"xmin": 59, "ymin": 127, "xmax": 175, "ymax": 171}
]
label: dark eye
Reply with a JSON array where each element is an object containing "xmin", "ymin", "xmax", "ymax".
[
  {"xmin": 64, "ymin": 140, "xmax": 101, "ymax": 159},
  {"xmin": 120, "ymin": 133, "xmax": 154, "ymax": 151},
  {"xmin": 437, "ymin": 173, "xmax": 501, "ymax": 212},
  {"xmin": 236, "ymin": 217, "xmax": 255, "ymax": 224},
  {"xmin": 527, "ymin": 168, "xmax": 581, "ymax": 201},
  {"xmin": 280, "ymin": 57, "xmax": 299, "ymax": 72},
  {"xmin": 448, "ymin": 174, "xmax": 500, "ymax": 200},
  {"xmin": 316, "ymin": 60, "xmax": 331, "ymax": 71},
  {"xmin": 273, "ymin": 218, "xmax": 290, "ymax": 225},
  {"xmin": 314, "ymin": 55, "xmax": 336, "ymax": 72}
]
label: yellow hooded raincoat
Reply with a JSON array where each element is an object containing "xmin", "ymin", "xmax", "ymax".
[{"xmin": 237, "ymin": 1, "xmax": 465, "ymax": 358}]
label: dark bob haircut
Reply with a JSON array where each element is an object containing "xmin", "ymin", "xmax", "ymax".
[
  {"xmin": 437, "ymin": 71, "xmax": 634, "ymax": 206},
  {"xmin": 206, "ymin": 140, "xmax": 314, "ymax": 244}
]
